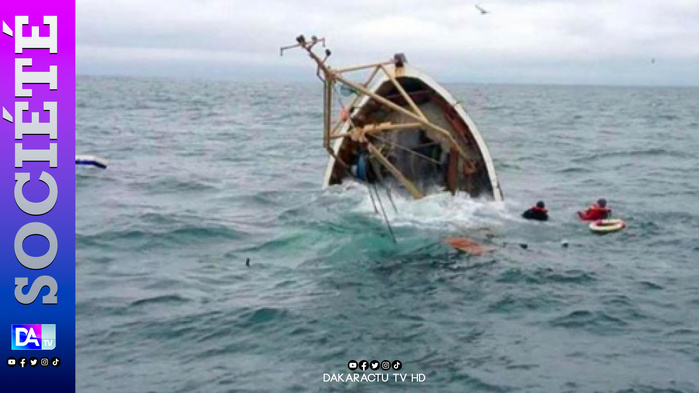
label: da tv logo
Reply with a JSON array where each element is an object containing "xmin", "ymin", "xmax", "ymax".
[{"xmin": 11, "ymin": 325, "xmax": 56, "ymax": 350}]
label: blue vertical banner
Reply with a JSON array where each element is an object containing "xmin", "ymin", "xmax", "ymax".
[{"xmin": 0, "ymin": 0, "xmax": 75, "ymax": 391}]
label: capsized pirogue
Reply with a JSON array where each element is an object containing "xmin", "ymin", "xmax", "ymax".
[{"xmin": 282, "ymin": 35, "xmax": 503, "ymax": 201}]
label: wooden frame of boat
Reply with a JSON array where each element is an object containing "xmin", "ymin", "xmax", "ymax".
[{"xmin": 281, "ymin": 35, "xmax": 503, "ymax": 201}]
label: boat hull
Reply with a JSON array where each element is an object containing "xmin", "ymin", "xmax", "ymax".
[{"xmin": 323, "ymin": 63, "xmax": 503, "ymax": 201}]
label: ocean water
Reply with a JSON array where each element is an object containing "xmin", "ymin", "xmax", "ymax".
[{"xmin": 76, "ymin": 75, "xmax": 699, "ymax": 393}]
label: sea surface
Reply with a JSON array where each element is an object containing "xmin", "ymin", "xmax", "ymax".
[{"xmin": 76, "ymin": 75, "xmax": 699, "ymax": 393}]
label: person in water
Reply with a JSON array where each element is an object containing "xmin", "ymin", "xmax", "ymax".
[
  {"xmin": 578, "ymin": 198, "xmax": 611, "ymax": 220},
  {"xmin": 522, "ymin": 201, "xmax": 549, "ymax": 221}
]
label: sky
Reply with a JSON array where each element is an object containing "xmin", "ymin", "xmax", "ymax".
[{"xmin": 77, "ymin": 0, "xmax": 699, "ymax": 86}]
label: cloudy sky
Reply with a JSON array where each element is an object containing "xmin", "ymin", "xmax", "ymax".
[{"xmin": 77, "ymin": 0, "xmax": 699, "ymax": 86}]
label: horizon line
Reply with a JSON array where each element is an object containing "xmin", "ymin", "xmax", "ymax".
[{"xmin": 75, "ymin": 72, "xmax": 699, "ymax": 89}]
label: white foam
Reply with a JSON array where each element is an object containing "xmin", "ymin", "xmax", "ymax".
[{"xmin": 338, "ymin": 180, "xmax": 518, "ymax": 232}]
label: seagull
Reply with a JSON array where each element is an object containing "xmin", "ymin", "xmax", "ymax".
[{"xmin": 475, "ymin": 4, "xmax": 489, "ymax": 15}]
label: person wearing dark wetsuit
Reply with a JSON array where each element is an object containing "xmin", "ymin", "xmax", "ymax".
[{"xmin": 522, "ymin": 201, "xmax": 549, "ymax": 221}]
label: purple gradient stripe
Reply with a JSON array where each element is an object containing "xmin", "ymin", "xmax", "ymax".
[{"xmin": 1, "ymin": 0, "xmax": 75, "ymax": 390}]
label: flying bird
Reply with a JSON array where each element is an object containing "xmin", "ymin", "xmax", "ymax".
[{"xmin": 475, "ymin": 4, "xmax": 489, "ymax": 15}]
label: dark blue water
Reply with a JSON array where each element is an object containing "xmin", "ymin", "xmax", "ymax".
[{"xmin": 76, "ymin": 76, "xmax": 699, "ymax": 392}]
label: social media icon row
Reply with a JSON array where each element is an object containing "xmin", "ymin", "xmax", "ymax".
[
  {"xmin": 7, "ymin": 357, "xmax": 60, "ymax": 368},
  {"xmin": 348, "ymin": 359, "xmax": 401, "ymax": 371}
]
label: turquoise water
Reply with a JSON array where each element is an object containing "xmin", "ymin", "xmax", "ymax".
[{"xmin": 76, "ymin": 76, "xmax": 699, "ymax": 392}]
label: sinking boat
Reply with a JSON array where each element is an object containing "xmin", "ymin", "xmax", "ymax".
[
  {"xmin": 75, "ymin": 154, "xmax": 108, "ymax": 169},
  {"xmin": 282, "ymin": 35, "xmax": 503, "ymax": 201}
]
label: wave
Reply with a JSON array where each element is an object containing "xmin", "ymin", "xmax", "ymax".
[
  {"xmin": 130, "ymin": 294, "xmax": 190, "ymax": 307},
  {"xmin": 77, "ymin": 222, "xmax": 245, "ymax": 249},
  {"xmin": 555, "ymin": 166, "xmax": 593, "ymax": 174},
  {"xmin": 550, "ymin": 310, "xmax": 628, "ymax": 331},
  {"xmin": 638, "ymin": 281, "xmax": 664, "ymax": 290},
  {"xmin": 497, "ymin": 267, "xmax": 597, "ymax": 285},
  {"xmin": 614, "ymin": 385, "xmax": 692, "ymax": 393},
  {"xmin": 572, "ymin": 148, "xmax": 691, "ymax": 163},
  {"xmin": 488, "ymin": 293, "xmax": 560, "ymax": 313},
  {"xmin": 134, "ymin": 175, "xmax": 221, "ymax": 194}
]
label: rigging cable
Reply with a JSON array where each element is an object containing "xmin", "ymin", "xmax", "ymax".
[
  {"xmin": 366, "ymin": 182, "xmax": 380, "ymax": 214},
  {"xmin": 367, "ymin": 156, "xmax": 398, "ymax": 214},
  {"xmin": 333, "ymin": 81, "xmax": 401, "ymax": 214},
  {"xmin": 332, "ymin": 81, "xmax": 397, "ymax": 241},
  {"xmin": 372, "ymin": 182, "xmax": 397, "ymax": 243}
]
